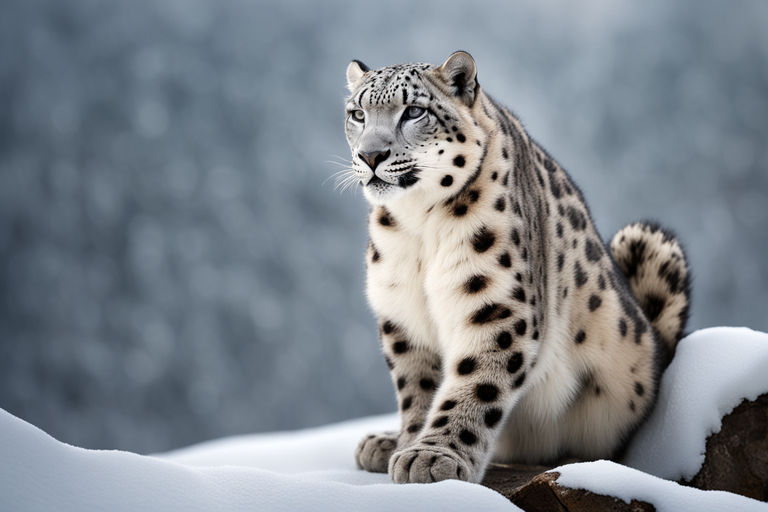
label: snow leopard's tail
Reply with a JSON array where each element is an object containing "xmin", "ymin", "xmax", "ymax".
[{"xmin": 610, "ymin": 221, "xmax": 691, "ymax": 354}]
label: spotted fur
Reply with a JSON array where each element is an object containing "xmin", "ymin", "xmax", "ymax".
[
  {"xmin": 610, "ymin": 221, "xmax": 691, "ymax": 358},
  {"xmin": 344, "ymin": 52, "xmax": 691, "ymax": 484}
]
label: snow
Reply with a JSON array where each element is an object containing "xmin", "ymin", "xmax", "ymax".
[
  {"xmin": 0, "ymin": 409, "xmax": 517, "ymax": 512},
  {"xmin": 554, "ymin": 460, "xmax": 768, "ymax": 512},
  {"xmin": 161, "ymin": 413, "xmax": 398, "ymax": 474},
  {"xmin": 2, "ymin": 327, "xmax": 768, "ymax": 511},
  {"xmin": 624, "ymin": 327, "xmax": 768, "ymax": 481}
]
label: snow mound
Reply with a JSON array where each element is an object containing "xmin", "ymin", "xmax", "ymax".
[
  {"xmin": 624, "ymin": 327, "xmax": 768, "ymax": 480},
  {"xmin": 0, "ymin": 409, "xmax": 516, "ymax": 512},
  {"xmin": 554, "ymin": 460, "xmax": 768, "ymax": 512},
  {"xmin": 2, "ymin": 327, "xmax": 768, "ymax": 511}
]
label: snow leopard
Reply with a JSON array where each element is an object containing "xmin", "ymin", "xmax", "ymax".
[{"xmin": 342, "ymin": 51, "xmax": 691, "ymax": 484}]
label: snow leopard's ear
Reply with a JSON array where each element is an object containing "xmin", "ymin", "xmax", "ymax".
[
  {"xmin": 346, "ymin": 60, "xmax": 369, "ymax": 92},
  {"xmin": 438, "ymin": 51, "xmax": 477, "ymax": 107}
]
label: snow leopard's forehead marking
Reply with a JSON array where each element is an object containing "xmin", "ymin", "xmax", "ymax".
[{"xmin": 353, "ymin": 63, "xmax": 434, "ymax": 108}]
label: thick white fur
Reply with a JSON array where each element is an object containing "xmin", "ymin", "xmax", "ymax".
[{"xmin": 348, "ymin": 54, "xmax": 686, "ymax": 483}]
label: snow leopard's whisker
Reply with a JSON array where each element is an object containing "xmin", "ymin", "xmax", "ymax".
[
  {"xmin": 324, "ymin": 168, "xmax": 356, "ymax": 188},
  {"xmin": 325, "ymin": 160, "xmax": 352, "ymax": 168},
  {"xmin": 326, "ymin": 168, "xmax": 353, "ymax": 179},
  {"xmin": 325, "ymin": 155, "xmax": 353, "ymax": 168},
  {"xmin": 333, "ymin": 171, "xmax": 362, "ymax": 193}
]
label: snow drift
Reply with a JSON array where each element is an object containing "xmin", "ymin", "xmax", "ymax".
[
  {"xmin": 0, "ymin": 410, "xmax": 515, "ymax": 511},
  {"xmin": 2, "ymin": 327, "xmax": 767, "ymax": 511}
]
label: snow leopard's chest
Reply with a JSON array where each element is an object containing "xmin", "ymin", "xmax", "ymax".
[{"xmin": 366, "ymin": 198, "xmax": 521, "ymax": 353}]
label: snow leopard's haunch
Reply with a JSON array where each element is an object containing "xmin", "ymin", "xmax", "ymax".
[{"xmin": 342, "ymin": 51, "xmax": 691, "ymax": 484}]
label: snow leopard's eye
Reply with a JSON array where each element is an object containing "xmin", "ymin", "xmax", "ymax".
[
  {"xmin": 350, "ymin": 109, "xmax": 365, "ymax": 123},
  {"xmin": 402, "ymin": 106, "xmax": 426, "ymax": 121}
]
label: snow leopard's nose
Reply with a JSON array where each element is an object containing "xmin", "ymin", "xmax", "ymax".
[{"xmin": 358, "ymin": 149, "xmax": 390, "ymax": 172}]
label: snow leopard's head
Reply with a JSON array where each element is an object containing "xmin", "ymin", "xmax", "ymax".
[{"xmin": 343, "ymin": 51, "xmax": 487, "ymax": 206}]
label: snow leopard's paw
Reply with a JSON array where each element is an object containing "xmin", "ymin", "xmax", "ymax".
[
  {"xmin": 389, "ymin": 444, "xmax": 472, "ymax": 483},
  {"xmin": 354, "ymin": 431, "xmax": 398, "ymax": 473}
]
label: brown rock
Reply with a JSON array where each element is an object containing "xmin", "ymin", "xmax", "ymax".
[
  {"xmin": 481, "ymin": 393, "xmax": 768, "ymax": 508},
  {"xmin": 484, "ymin": 470, "xmax": 655, "ymax": 512},
  {"xmin": 684, "ymin": 393, "xmax": 768, "ymax": 501},
  {"xmin": 482, "ymin": 462, "xmax": 551, "ymax": 498}
]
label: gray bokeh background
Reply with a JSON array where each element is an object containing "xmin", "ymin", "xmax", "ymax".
[{"xmin": 1, "ymin": 0, "xmax": 766, "ymax": 453}]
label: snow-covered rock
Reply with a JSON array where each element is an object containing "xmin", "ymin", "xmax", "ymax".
[
  {"xmin": 1, "ymin": 327, "xmax": 767, "ymax": 511},
  {"xmin": 552, "ymin": 460, "xmax": 767, "ymax": 512},
  {"xmin": 624, "ymin": 327, "xmax": 768, "ymax": 481}
]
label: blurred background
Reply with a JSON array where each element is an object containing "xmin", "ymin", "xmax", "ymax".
[{"xmin": 1, "ymin": 0, "xmax": 766, "ymax": 454}]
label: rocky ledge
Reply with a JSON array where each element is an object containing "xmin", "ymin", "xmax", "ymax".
[{"xmin": 482, "ymin": 393, "xmax": 768, "ymax": 510}]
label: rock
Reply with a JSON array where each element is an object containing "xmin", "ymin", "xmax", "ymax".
[
  {"xmin": 482, "ymin": 393, "xmax": 768, "ymax": 508},
  {"xmin": 483, "ymin": 470, "xmax": 654, "ymax": 512},
  {"xmin": 482, "ymin": 462, "xmax": 551, "ymax": 498},
  {"xmin": 685, "ymin": 393, "xmax": 768, "ymax": 501}
]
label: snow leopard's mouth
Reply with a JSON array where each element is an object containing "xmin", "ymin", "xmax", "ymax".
[
  {"xmin": 365, "ymin": 175, "xmax": 389, "ymax": 188},
  {"xmin": 362, "ymin": 169, "xmax": 421, "ymax": 204},
  {"xmin": 364, "ymin": 169, "xmax": 420, "ymax": 189}
]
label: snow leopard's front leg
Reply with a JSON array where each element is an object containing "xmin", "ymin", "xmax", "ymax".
[
  {"xmin": 389, "ymin": 312, "xmax": 537, "ymax": 484},
  {"xmin": 355, "ymin": 319, "xmax": 442, "ymax": 473}
]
